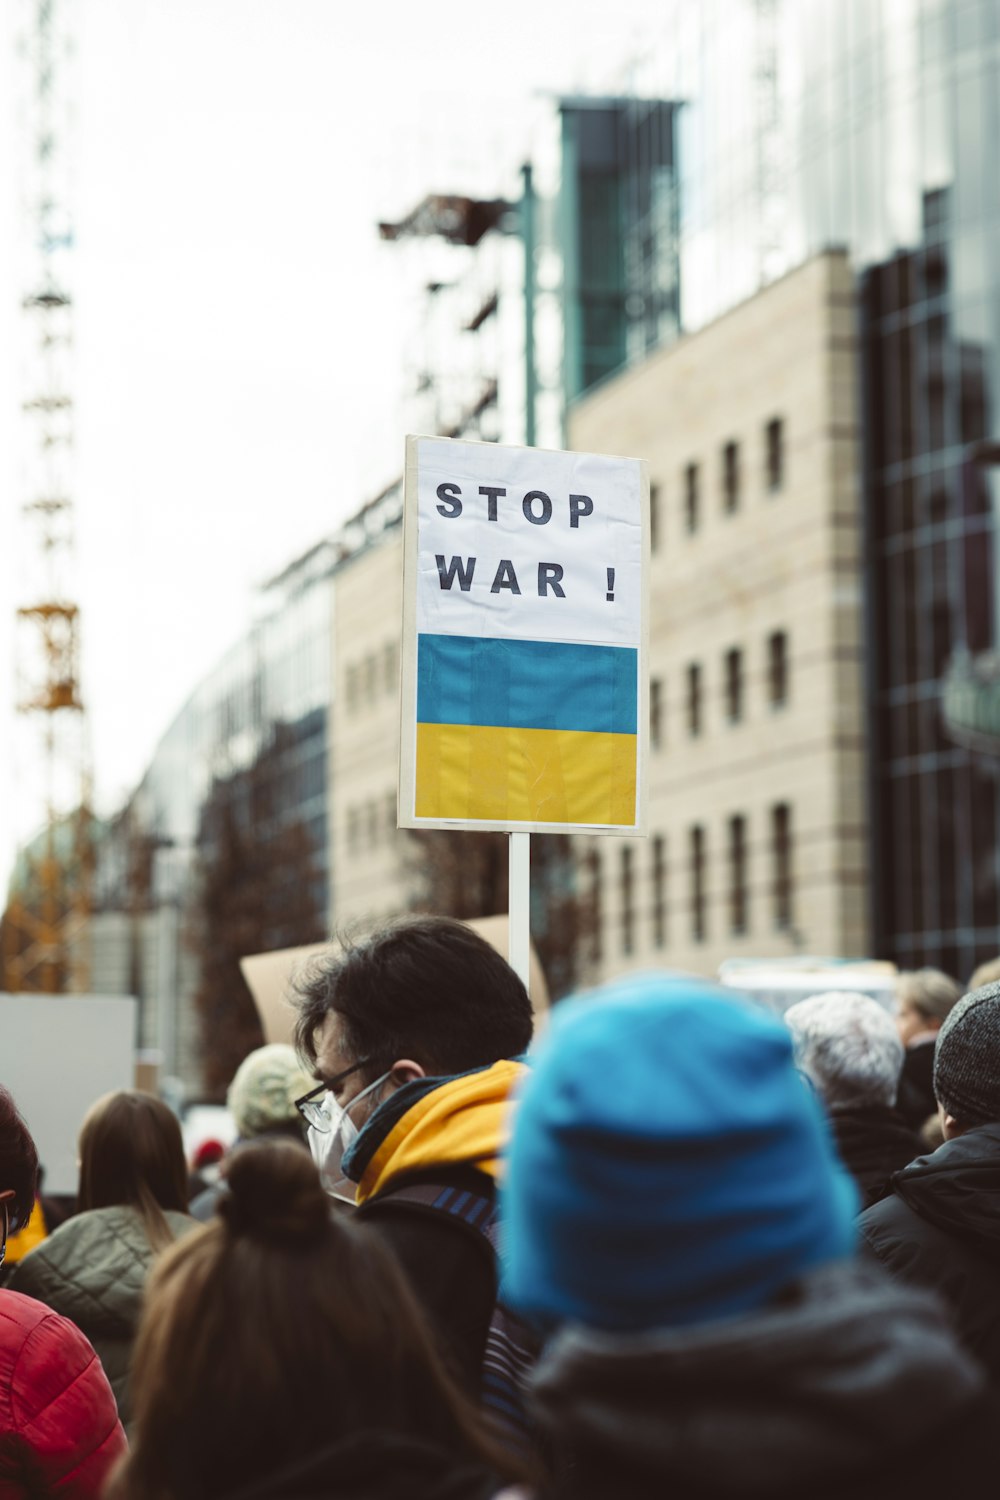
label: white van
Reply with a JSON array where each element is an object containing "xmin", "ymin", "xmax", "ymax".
[{"xmin": 718, "ymin": 957, "xmax": 899, "ymax": 1018}]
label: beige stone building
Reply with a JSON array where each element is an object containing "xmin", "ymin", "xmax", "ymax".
[
  {"xmin": 330, "ymin": 526, "xmax": 410, "ymax": 929},
  {"xmin": 569, "ymin": 249, "xmax": 868, "ymax": 981},
  {"xmin": 329, "ymin": 250, "xmax": 869, "ymax": 984}
]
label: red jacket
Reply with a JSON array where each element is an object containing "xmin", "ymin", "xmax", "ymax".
[{"xmin": 0, "ymin": 1290, "xmax": 126, "ymax": 1498}]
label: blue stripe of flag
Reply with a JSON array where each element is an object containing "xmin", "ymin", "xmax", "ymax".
[{"xmin": 417, "ymin": 633, "xmax": 638, "ymax": 735}]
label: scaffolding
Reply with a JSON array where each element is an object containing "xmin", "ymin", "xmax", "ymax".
[{"xmin": 3, "ymin": 0, "xmax": 93, "ymax": 994}]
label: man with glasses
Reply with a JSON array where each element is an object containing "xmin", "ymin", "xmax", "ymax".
[{"xmin": 293, "ymin": 915, "xmax": 534, "ymax": 1410}]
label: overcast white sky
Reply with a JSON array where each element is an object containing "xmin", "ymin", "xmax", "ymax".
[{"xmin": 0, "ymin": 0, "xmax": 668, "ymax": 889}]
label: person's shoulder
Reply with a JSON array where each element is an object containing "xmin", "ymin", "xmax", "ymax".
[
  {"xmin": 0, "ymin": 1290, "xmax": 127, "ymax": 1487},
  {"xmin": 0, "ymin": 1288, "xmax": 102, "ymax": 1393},
  {"xmin": 0, "ymin": 1287, "xmax": 56, "ymax": 1342},
  {"xmin": 165, "ymin": 1209, "xmax": 200, "ymax": 1237},
  {"xmin": 858, "ymin": 1183, "xmax": 921, "ymax": 1248}
]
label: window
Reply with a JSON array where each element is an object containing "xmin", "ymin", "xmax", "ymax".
[
  {"xmin": 766, "ymin": 417, "xmax": 785, "ymax": 493},
  {"xmin": 650, "ymin": 677, "xmax": 663, "ymax": 750},
  {"xmin": 772, "ymin": 802, "xmax": 793, "ymax": 930},
  {"xmin": 650, "ymin": 482, "xmax": 661, "ymax": 553},
  {"xmin": 768, "ymin": 630, "xmax": 789, "ymax": 707},
  {"xmin": 346, "ymin": 806, "xmax": 359, "ymax": 854},
  {"xmin": 383, "ymin": 642, "xmax": 399, "ymax": 694},
  {"xmin": 723, "ymin": 439, "xmax": 740, "ymax": 513},
  {"xmin": 365, "ymin": 654, "xmax": 378, "ymax": 703},
  {"xmin": 651, "ymin": 834, "xmax": 666, "ymax": 949},
  {"xmin": 588, "ymin": 847, "xmax": 603, "ymax": 966},
  {"xmin": 367, "ymin": 800, "xmax": 379, "ymax": 847},
  {"xmin": 724, "ymin": 647, "xmax": 743, "ymax": 724},
  {"xmin": 690, "ymin": 824, "xmax": 706, "ymax": 942},
  {"xmin": 621, "ymin": 846, "xmax": 634, "ymax": 956},
  {"xmin": 385, "ymin": 790, "xmax": 397, "ymax": 836},
  {"xmin": 346, "ymin": 664, "xmax": 359, "ymax": 710},
  {"xmin": 729, "ymin": 814, "xmax": 748, "ymax": 935},
  {"xmin": 687, "ymin": 662, "xmax": 702, "ymax": 737},
  {"xmin": 684, "ymin": 462, "xmax": 700, "ymax": 533}
]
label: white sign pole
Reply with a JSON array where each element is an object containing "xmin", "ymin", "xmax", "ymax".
[{"xmin": 508, "ymin": 831, "xmax": 531, "ymax": 999}]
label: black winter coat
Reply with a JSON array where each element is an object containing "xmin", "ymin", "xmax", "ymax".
[
  {"xmin": 858, "ymin": 1122, "xmax": 1000, "ymax": 1376},
  {"xmin": 522, "ymin": 1261, "xmax": 998, "ymax": 1500},
  {"xmin": 358, "ymin": 1164, "xmax": 498, "ymax": 1388},
  {"xmin": 829, "ymin": 1105, "xmax": 921, "ymax": 1209},
  {"xmin": 896, "ymin": 1040, "xmax": 937, "ymax": 1127}
]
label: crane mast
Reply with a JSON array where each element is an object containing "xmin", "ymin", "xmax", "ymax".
[{"xmin": 3, "ymin": 0, "xmax": 92, "ymax": 994}]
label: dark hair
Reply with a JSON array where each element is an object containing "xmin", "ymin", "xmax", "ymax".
[
  {"xmin": 0, "ymin": 1086, "xmax": 39, "ymax": 1231},
  {"xmin": 109, "ymin": 1142, "xmax": 520, "ymax": 1500},
  {"xmin": 78, "ymin": 1091, "xmax": 188, "ymax": 1252},
  {"xmin": 293, "ymin": 916, "xmax": 533, "ymax": 1080}
]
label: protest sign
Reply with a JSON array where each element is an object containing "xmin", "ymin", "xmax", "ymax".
[{"xmin": 399, "ymin": 435, "xmax": 648, "ymax": 834}]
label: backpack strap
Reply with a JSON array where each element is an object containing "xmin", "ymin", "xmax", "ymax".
[{"xmin": 380, "ymin": 1180, "xmax": 540, "ymax": 1456}]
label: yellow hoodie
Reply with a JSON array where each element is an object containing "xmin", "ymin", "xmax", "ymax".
[{"xmin": 355, "ymin": 1058, "xmax": 526, "ymax": 1205}]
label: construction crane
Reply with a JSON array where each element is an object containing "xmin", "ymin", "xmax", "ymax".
[{"xmin": 2, "ymin": 0, "xmax": 92, "ymax": 994}]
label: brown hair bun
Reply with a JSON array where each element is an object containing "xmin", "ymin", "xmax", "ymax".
[{"xmin": 219, "ymin": 1140, "xmax": 329, "ymax": 1245}]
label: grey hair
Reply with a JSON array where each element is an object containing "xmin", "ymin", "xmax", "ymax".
[
  {"xmin": 896, "ymin": 968, "xmax": 962, "ymax": 1026},
  {"xmin": 968, "ymin": 956, "xmax": 1000, "ymax": 994},
  {"xmin": 785, "ymin": 991, "xmax": 904, "ymax": 1111}
]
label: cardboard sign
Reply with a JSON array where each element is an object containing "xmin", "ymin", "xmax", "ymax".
[{"xmin": 399, "ymin": 435, "xmax": 648, "ymax": 834}]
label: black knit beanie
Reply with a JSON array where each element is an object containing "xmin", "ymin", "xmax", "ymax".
[{"xmin": 934, "ymin": 981, "xmax": 1000, "ymax": 1127}]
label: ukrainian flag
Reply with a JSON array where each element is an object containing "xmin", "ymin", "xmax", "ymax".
[{"xmin": 415, "ymin": 633, "xmax": 637, "ymax": 825}]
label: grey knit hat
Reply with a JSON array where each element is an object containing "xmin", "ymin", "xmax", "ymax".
[
  {"xmin": 933, "ymin": 981, "xmax": 1000, "ymax": 1127},
  {"xmin": 227, "ymin": 1044, "xmax": 313, "ymax": 1139}
]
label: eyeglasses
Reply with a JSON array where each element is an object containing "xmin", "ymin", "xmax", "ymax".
[{"xmin": 295, "ymin": 1057, "xmax": 372, "ymax": 1133}]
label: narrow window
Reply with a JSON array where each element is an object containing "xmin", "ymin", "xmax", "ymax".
[
  {"xmin": 766, "ymin": 417, "xmax": 785, "ymax": 493},
  {"xmin": 723, "ymin": 439, "xmax": 740, "ymax": 513},
  {"xmin": 690, "ymin": 824, "xmax": 706, "ymax": 942},
  {"xmin": 367, "ymin": 800, "xmax": 379, "ymax": 847},
  {"xmin": 346, "ymin": 664, "xmax": 358, "ymax": 711},
  {"xmin": 588, "ymin": 847, "xmax": 603, "ymax": 966},
  {"xmin": 621, "ymin": 846, "xmax": 635, "ymax": 956},
  {"xmin": 650, "ymin": 677, "xmax": 663, "ymax": 750},
  {"xmin": 365, "ymin": 654, "xmax": 378, "ymax": 703},
  {"xmin": 346, "ymin": 807, "xmax": 359, "ymax": 854},
  {"xmin": 651, "ymin": 834, "xmax": 666, "ymax": 949},
  {"xmin": 649, "ymin": 482, "xmax": 661, "ymax": 554},
  {"xmin": 725, "ymin": 647, "xmax": 743, "ymax": 724},
  {"xmin": 772, "ymin": 802, "xmax": 793, "ymax": 929},
  {"xmin": 687, "ymin": 662, "xmax": 702, "ymax": 737},
  {"xmin": 383, "ymin": 642, "xmax": 399, "ymax": 694},
  {"xmin": 684, "ymin": 462, "xmax": 700, "ymax": 533},
  {"xmin": 729, "ymin": 814, "xmax": 748, "ymax": 935},
  {"xmin": 768, "ymin": 630, "xmax": 789, "ymax": 708}
]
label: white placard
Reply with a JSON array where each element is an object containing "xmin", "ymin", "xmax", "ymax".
[
  {"xmin": 400, "ymin": 434, "xmax": 649, "ymax": 836},
  {"xmin": 414, "ymin": 436, "xmax": 643, "ymax": 645}
]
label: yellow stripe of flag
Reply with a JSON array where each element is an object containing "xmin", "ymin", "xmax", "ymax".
[{"xmin": 415, "ymin": 722, "xmax": 637, "ymax": 825}]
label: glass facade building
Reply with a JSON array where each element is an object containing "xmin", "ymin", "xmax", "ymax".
[
  {"xmin": 625, "ymin": 0, "xmax": 1000, "ymax": 977},
  {"xmin": 793, "ymin": 0, "xmax": 1000, "ymax": 978},
  {"xmin": 91, "ymin": 541, "xmax": 334, "ymax": 1084}
]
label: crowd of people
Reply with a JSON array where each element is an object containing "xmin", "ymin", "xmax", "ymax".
[{"xmin": 1, "ymin": 917, "xmax": 999, "ymax": 1497}]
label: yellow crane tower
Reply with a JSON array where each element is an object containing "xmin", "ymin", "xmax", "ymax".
[{"xmin": 2, "ymin": 0, "xmax": 93, "ymax": 994}]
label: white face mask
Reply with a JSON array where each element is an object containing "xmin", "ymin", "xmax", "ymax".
[{"xmin": 307, "ymin": 1071, "xmax": 391, "ymax": 1204}]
